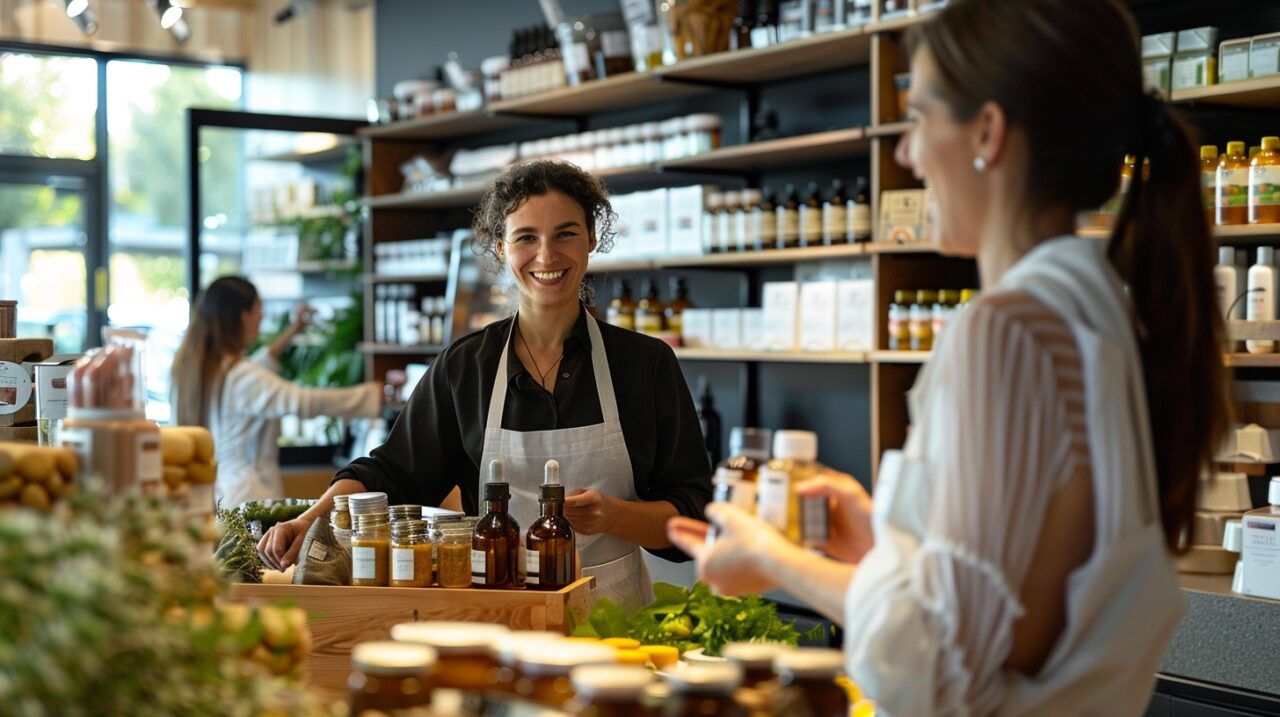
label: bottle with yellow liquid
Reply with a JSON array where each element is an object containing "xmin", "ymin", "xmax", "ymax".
[
  {"xmin": 1200, "ymin": 145, "xmax": 1219, "ymax": 225},
  {"xmin": 1249, "ymin": 136, "xmax": 1280, "ymax": 225},
  {"xmin": 1218, "ymin": 141, "xmax": 1250, "ymax": 225},
  {"xmin": 757, "ymin": 430, "xmax": 828, "ymax": 549}
]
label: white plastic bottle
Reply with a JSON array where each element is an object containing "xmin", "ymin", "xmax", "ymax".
[
  {"xmin": 1216, "ymin": 247, "xmax": 1246, "ymax": 351},
  {"xmin": 1247, "ymin": 246, "xmax": 1277, "ymax": 354}
]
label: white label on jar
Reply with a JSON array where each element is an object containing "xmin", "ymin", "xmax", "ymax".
[
  {"xmin": 567, "ymin": 43, "xmax": 590, "ymax": 81},
  {"xmin": 756, "ymin": 208, "xmax": 776, "ymax": 245},
  {"xmin": 734, "ymin": 211, "xmax": 750, "ymax": 251},
  {"xmin": 718, "ymin": 212, "xmax": 735, "ymax": 252},
  {"xmin": 823, "ymin": 203, "xmax": 848, "ymax": 243},
  {"xmin": 392, "ymin": 547, "xmax": 415, "ymax": 581},
  {"xmin": 471, "ymin": 548, "xmax": 487, "ymax": 581},
  {"xmin": 1242, "ymin": 514, "xmax": 1280, "ymax": 599},
  {"xmin": 353, "ymin": 546, "xmax": 377, "ymax": 580},
  {"xmin": 732, "ymin": 481, "xmax": 758, "ymax": 513},
  {"xmin": 800, "ymin": 205, "xmax": 822, "ymax": 245},
  {"xmin": 601, "ymin": 30, "xmax": 631, "ymax": 58},
  {"xmin": 850, "ymin": 202, "xmax": 872, "ymax": 238},
  {"xmin": 703, "ymin": 212, "xmax": 719, "ymax": 251},
  {"xmin": 757, "ymin": 469, "xmax": 790, "ymax": 531},
  {"xmin": 777, "ymin": 209, "xmax": 800, "ymax": 244},
  {"xmin": 525, "ymin": 548, "xmax": 541, "ymax": 586},
  {"xmin": 1219, "ymin": 167, "xmax": 1249, "ymax": 208},
  {"xmin": 137, "ymin": 432, "xmax": 163, "ymax": 494},
  {"xmin": 56, "ymin": 426, "xmax": 92, "ymax": 478},
  {"xmin": 1250, "ymin": 165, "xmax": 1280, "ymax": 207}
]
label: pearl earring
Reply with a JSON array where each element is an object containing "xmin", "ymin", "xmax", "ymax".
[{"xmin": 973, "ymin": 156, "xmax": 987, "ymax": 172}]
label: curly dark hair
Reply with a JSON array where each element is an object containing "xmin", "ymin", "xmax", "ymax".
[{"xmin": 471, "ymin": 159, "xmax": 617, "ymax": 271}]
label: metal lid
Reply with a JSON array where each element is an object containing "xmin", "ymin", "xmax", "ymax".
[
  {"xmin": 722, "ymin": 641, "xmax": 790, "ymax": 669},
  {"xmin": 571, "ymin": 664, "xmax": 654, "ymax": 698},
  {"xmin": 390, "ymin": 504, "xmax": 423, "ymax": 521},
  {"xmin": 515, "ymin": 641, "xmax": 617, "ymax": 676},
  {"xmin": 391, "ymin": 519, "xmax": 427, "ymax": 541},
  {"xmin": 665, "ymin": 662, "xmax": 742, "ymax": 692},
  {"xmin": 332, "ymin": 495, "xmax": 349, "ymax": 510},
  {"xmin": 351, "ymin": 641, "xmax": 437, "ymax": 675},
  {"xmin": 391, "ymin": 621, "xmax": 510, "ymax": 655},
  {"xmin": 773, "ymin": 647, "xmax": 844, "ymax": 678},
  {"xmin": 349, "ymin": 491, "xmax": 390, "ymax": 515},
  {"xmin": 490, "ymin": 630, "xmax": 565, "ymax": 664}
]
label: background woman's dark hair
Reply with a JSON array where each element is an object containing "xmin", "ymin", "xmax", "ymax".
[
  {"xmin": 909, "ymin": 0, "xmax": 1229, "ymax": 551},
  {"xmin": 471, "ymin": 159, "xmax": 617, "ymax": 269},
  {"xmin": 171, "ymin": 276, "xmax": 259, "ymax": 428}
]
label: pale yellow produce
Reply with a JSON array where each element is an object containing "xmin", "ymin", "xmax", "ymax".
[
  {"xmin": 172, "ymin": 426, "xmax": 215, "ymax": 463},
  {"xmin": 186, "ymin": 460, "xmax": 216, "ymax": 485},
  {"xmin": 15, "ymin": 450, "xmax": 54, "ymax": 483},
  {"xmin": 46, "ymin": 471, "xmax": 66, "ymax": 498},
  {"xmin": 603, "ymin": 637, "xmax": 641, "ymax": 650},
  {"xmin": 0, "ymin": 443, "xmax": 79, "ymax": 510},
  {"xmin": 20, "ymin": 483, "xmax": 50, "ymax": 511},
  {"xmin": 0, "ymin": 476, "xmax": 22, "ymax": 500},
  {"xmin": 638, "ymin": 644, "xmax": 679, "ymax": 669},
  {"xmin": 0, "ymin": 450, "xmax": 11, "ymax": 477},
  {"xmin": 52, "ymin": 449, "xmax": 77, "ymax": 480},
  {"xmin": 160, "ymin": 430, "xmax": 196, "ymax": 466},
  {"xmin": 163, "ymin": 466, "xmax": 188, "ymax": 489},
  {"xmin": 852, "ymin": 699, "xmax": 876, "ymax": 717}
]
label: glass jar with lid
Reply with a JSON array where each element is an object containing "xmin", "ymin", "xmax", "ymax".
[
  {"xmin": 489, "ymin": 630, "xmax": 565, "ymax": 694},
  {"xmin": 352, "ymin": 512, "xmax": 391, "ymax": 587},
  {"xmin": 348, "ymin": 641, "xmax": 437, "ymax": 714},
  {"xmin": 663, "ymin": 663, "xmax": 745, "ymax": 717},
  {"xmin": 389, "ymin": 504, "xmax": 422, "ymax": 523},
  {"xmin": 722, "ymin": 642, "xmax": 788, "ymax": 689},
  {"xmin": 392, "ymin": 621, "xmax": 508, "ymax": 693},
  {"xmin": 390, "ymin": 518, "xmax": 433, "ymax": 588},
  {"xmin": 658, "ymin": 0, "xmax": 736, "ymax": 63},
  {"xmin": 556, "ymin": 13, "xmax": 633, "ymax": 85},
  {"xmin": 569, "ymin": 664, "xmax": 656, "ymax": 716},
  {"xmin": 683, "ymin": 113, "xmax": 721, "ymax": 156},
  {"xmin": 435, "ymin": 516, "xmax": 478, "ymax": 589},
  {"xmin": 773, "ymin": 648, "xmax": 848, "ymax": 717},
  {"xmin": 515, "ymin": 641, "xmax": 618, "ymax": 707},
  {"xmin": 331, "ymin": 494, "xmax": 352, "ymax": 531}
]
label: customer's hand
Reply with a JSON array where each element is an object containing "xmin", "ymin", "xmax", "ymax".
[
  {"xmin": 564, "ymin": 489, "xmax": 617, "ymax": 535},
  {"xmin": 796, "ymin": 468, "xmax": 874, "ymax": 564},
  {"xmin": 289, "ymin": 303, "xmax": 315, "ymax": 334},
  {"xmin": 257, "ymin": 516, "xmax": 314, "ymax": 571},
  {"xmin": 667, "ymin": 503, "xmax": 787, "ymax": 596}
]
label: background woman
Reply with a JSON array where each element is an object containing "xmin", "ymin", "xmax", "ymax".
[
  {"xmin": 669, "ymin": 0, "xmax": 1228, "ymax": 713},
  {"xmin": 259, "ymin": 161, "xmax": 712, "ymax": 609},
  {"xmin": 171, "ymin": 276, "xmax": 382, "ymax": 509}
]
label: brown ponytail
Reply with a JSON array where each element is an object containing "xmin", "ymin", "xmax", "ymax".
[
  {"xmin": 910, "ymin": 0, "xmax": 1229, "ymax": 551},
  {"xmin": 1110, "ymin": 98, "xmax": 1230, "ymax": 551}
]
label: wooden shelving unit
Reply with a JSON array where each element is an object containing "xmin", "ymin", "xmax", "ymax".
[
  {"xmin": 864, "ymin": 120, "xmax": 914, "ymax": 138},
  {"xmin": 658, "ymin": 26, "xmax": 871, "ymax": 84},
  {"xmin": 362, "ymin": 271, "xmax": 449, "ymax": 284},
  {"xmin": 674, "ymin": 348, "xmax": 869, "ymax": 364},
  {"xmin": 869, "ymin": 350, "xmax": 931, "ymax": 364},
  {"xmin": 1171, "ymin": 76, "xmax": 1280, "ymax": 110},
  {"xmin": 1224, "ymin": 354, "xmax": 1280, "ymax": 368},
  {"xmin": 663, "ymin": 129, "xmax": 870, "ymax": 174},
  {"xmin": 357, "ymin": 342, "xmax": 445, "ymax": 356},
  {"xmin": 864, "ymin": 240, "xmax": 937, "ymax": 254}
]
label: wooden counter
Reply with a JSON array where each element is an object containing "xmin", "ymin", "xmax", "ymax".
[{"xmin": 224, "ymin": 577, "xmax": 595, "ymax": 693}]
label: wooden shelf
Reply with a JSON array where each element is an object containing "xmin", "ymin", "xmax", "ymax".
[
  {"xmin": 490, "ymin": 72, "xmax": 703, "ymax": 118},
  {"xmin": 674, "ymin": 347, "xmax": 868, "ymax": 363},
  {"xmin": 656, "ymin": 26, "xmax": 871, "ymax": 85},
  {"xmin": 294, "ymin": 258, "xmax": 357, "ymax": 273},
  {"xmin": 864, "ymin": 240, "xmax": 938, "ymax": 254},
  {"xmin": 1224, "ymin": 353, "xmax": 1280, "ymax": 368},
  {"xmin": 296, "ymin": 205, "xmax": 347, "ymax": 220},
  {"xmin": 870, "ymin": 350, "xmax": 931, "ymax": 364},
  {"xmin": 362, "ymin": 271, "xmax": 449, "ymax": 283},
  {"xmin": 661, "ymin": 128, "xmax": 869, "ymax": 173},
  {"xmin": 365, "ymin": 184, "xmax": 487, "ymax": 210},
  {"xmin": 1079, "ymin": 224, "xmax": 1280, "ymax": 243},
  {"xmin": 358, "ymin": 342, "xmax": 445, "ymax": 355},
  {"xmin": 663, "ymin": 243, "xmax": 866, "ymax": 268},
  {"xmin": 1171, "ymin": 76, "xmax": 1280, "ymax": 110},
  {"xmin": 586, "ymin": 259, "xmax": 657, "ymax": 274},
  {"xmin": 865, "ymin": 10, "xmax": 935, "ymax": 34},
  {"xmin": 251, "ymin": 139, "xmax": 356, "ymax": 164},
  {"xmin": 359, "ymin": 110, "xmax": 529, "ymax": 141},
  {"xmin": 865, "ymin": 120, "xmax": 914, "ymax": 138}
]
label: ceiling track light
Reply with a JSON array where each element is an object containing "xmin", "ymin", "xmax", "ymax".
[
  {"xmin": 59, "ymin": 0, "xmax": 98, "ymax": 35},
  {"xmin": 146, "ymin": 0, "xmax": 190, "ymax": 43}
]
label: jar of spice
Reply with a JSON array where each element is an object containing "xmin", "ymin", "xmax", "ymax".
[
  {"xmin": 722, "ymin": 642, "xmax": 788, "ymax": 689},
  {"xmin": 569, "ymin": 664, "xmax": 656, "ymax": 716},
  {"xmin": 435, "ymin": 516, "xmax": 476, "ymax": 589},
  {"xmin": 389, "ymin": 504, "xmax": 422, "ymax": 523},
  {"xmin": 390, "ymin": 518, "xmax": 433, "ymax": 588},
  {"xmin": 352, "ymin": 512, "xmax": 391, "ymax": 587},
  {"xmin": 348, "ymin": 641, "xmax": 437, "ymax": 714},
  {"xmin": 490, "ymin": 630, "xmax": 566, "ymax": 695},
  {"xmin": 659, "ymin": 0, "xmax": 736, "ymax": 62},
  {"xmin": 331, "ymin": 495, "xmax": 352, "ymax": 531},
  {"xmin": 664, "ymin": 663, "xmax": 745, "ymax": 717},
  {"xmin": 515, "ymin": 641, "xmax": 618, "ymax": 708},
  {"xmin": 683, "ymin": 113, "xmax": 721, "ymax": 156},
  {"xmin": 772, "ymin": 648, "xmax": 849, "ymax": 717},
  {"xmin": 391, "ymin": 621, "xmax": 510, "ymax": 693}
]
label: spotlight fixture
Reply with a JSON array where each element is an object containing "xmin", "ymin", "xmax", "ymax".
[
  {"xmin": 60, "ymin": 0, "xmax": 98, "ymax": 35},
  {"xmin": 146, "ymin": 0, "xmax": 189, "ymax": 43},
  {"xmin": 63, "ymin": 0, "xmax": 88, "ymax": 16}
]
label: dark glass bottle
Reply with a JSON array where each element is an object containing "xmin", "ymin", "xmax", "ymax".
[
  {"xmin": 823, "ymin": 178, "xmax": 849, "ymax": 245},
  {"xmin": 607, "ymin": 279, "xmax": 637, "ymax": 331},
  {"xmin": 525, "ymin": 459, "xmax": 576, "ymax": 590},
  {"xmin": 665, "ymin": 278, "xmax": 693, "ymax": 336},
  {"xmin": 776, "ymin": 183, "xmax": 801, "ymax": 249},
  {"xmin": 799, "ymin": 181, "xmax": 823, "ymax": 247},
  {"xmin": 696, "ymin": 377, "xmax": 722, "ymax": 467},
  {"xmin": 472, "ymin": 460, "xmax": 522, "ymax": 589},
  {"xmin": 635, "ymin": 279, "xmax": 666, "ymax": 336},
  {"xmin": 731, "ymin": 0, "xmax": 756, "ymax": 51}
]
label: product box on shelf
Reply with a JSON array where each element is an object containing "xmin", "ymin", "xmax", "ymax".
[
  {"xmin": 1252, "ymin": 32, "xmax": 1280, "ymax": 79},
  {"xmin": 681, "ymin": 309, "xmax": 713, "ymax": 348},
  {"xmin": 878, "ymin": 189, "xmax": 930, "ymax": 245},
  {"xmin": 763, "ymin": 282, "xmax": 800, "ymax": 352},
  {"xmin": 712, "ymin": 309, "xmax": 744, "ymax": 351},
  {"xmin": 1172, "ymin": 26, "xmax": 1219, "ymax": 90},
  {"xmin": 0, "ymin": 337, "xmax": 53, "ymax": 441},
  {"xmin": 668, "ymin": 185, "xmax": 715, "ymax": 256},
  {"xmin": 609, "ymin": 192, "xmax": 638, "ymax": 259},
  {"xmin": 1219, "ymin": 37, "xmax": 1251, "ymax": 83},
  {"xmin": 1142, "ymin": 32, "xmax": 1176, "ymax": 93},
  {"xmin": 633, "ymin": 188, "xmax": 669, "ymax": 259},
  {"xmin": 742, "ymin": 309, "xmax": 766, "ymax": 352},
  {"xmin": 33, "ymin": 355, "xmax": 79, "ymax": 446},
  {"xmin": 799, "ymin": 281, "xmax": 839, "ymax": 352},
  {"xmin": 836, "ymin": 280, "xmax": 875, "ymax": 352},
  {"xmin": 1198, "ymin": 472, "xmax": 1252, "ymax": 512}
]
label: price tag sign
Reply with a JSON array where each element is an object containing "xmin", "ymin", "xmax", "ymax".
[{"xmin": 0, "ymin": 360, "xmax": 33, "ymax": 416}]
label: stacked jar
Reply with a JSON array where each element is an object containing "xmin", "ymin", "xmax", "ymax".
[
  {"xmin": 490, "ymin": 630, "xmax": 566, "ymax": 695},
  {"xmin": 569, "ymin": 664, "xmax": 656, "ymax": 716},
  {"xmin": 773, "ymin": 648, "xmax": 849, "ymax": 717},
  {"xmin": 350, "ymin": 492, "xmax": 391, "ymax": 587},
  {"xmin": 434, "ymin": 514, "xmax": 479, "ymax": 589},
  {"xmin": 664, "ymin": 663, "xmax": 745, "ymax": 717},
  {"xmin": 391, "ymin": 621, "xmax": 510, "ymax": 694},
  {"xmin": 514, "ymin": 641, "xmax": 619, "ymax": 708},
  {"xmin": 389, "ymin": 505, "xmax": 433, "ymax": 588},
  {"xmin": 348, "ymin": 641, "xmax": 438, "ymax": 714}
]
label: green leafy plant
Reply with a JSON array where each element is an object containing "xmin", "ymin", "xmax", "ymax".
[
  {"xmin": 0, "ymin": 487, "xmax": 340, "ymax": 715},
  {"xmin": 215, "ymin": 503, "xmax": 264, "ymax": 584},
  {"xmin": 575, "ymin": 581, "xmax": 825, "ymax": 657}
]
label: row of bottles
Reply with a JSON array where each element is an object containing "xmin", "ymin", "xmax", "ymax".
[
  {"xmin": 472, "ymin": 459, "xmax": 577, "ymax": 590},
  {"xmin": 708, "ymin": 428, "xmax": 830, "ymax": 549},
  {"xmin": 499, "ymin": 25, "xmax": 567, "ymax": 100},
  {"xmin": 886, "ymin": 288, "xmax": 977, "ymax": 352},
  {"xmin": 606, "ymin": 278, "xmax": 694, "ymax": 336},
  {"xmin": 703, "ymin": 179, "xmax": 872, "ymax": 254},
  {"xmin": 374, "ymin": 285, "xmax": 448, "ymax": 346},
  {"xmin": 1199, "ymin": 139, "xmax": 1280, "ymax": 225},
  {"xmin": 1218, "ymin": 246, "xmax": 1280, "ymax": 354}
]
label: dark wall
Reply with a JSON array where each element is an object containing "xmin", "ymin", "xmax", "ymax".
[{"xmin": 376, "ymin": 0, "xmax": 620, "ymax": 96}]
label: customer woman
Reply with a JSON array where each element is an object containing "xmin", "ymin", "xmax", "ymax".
[
  {"xmin": 172, "ymin": 276, "xmax": 383, "ymax": 509},
  {"xmin": 259, "ymin": 160, "xmax": 712, "ymax": 610},
  {"xmin": 668, "ymin": 0, "xmax": 1228, "ymax": 714}
]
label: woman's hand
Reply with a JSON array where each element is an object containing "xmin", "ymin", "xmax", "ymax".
[
  {"xmin": 796, "ymin": 468, "xmax": 875, "ymax": 564},
  {"xmin": 257, "ymin": 515, "xmax": 315, "ymax": 571},
  {"xmin": 289, "ymin": 303, "xmax": 315, "ymax": 334},
  {"xmin": 564, "ymin": 489, "xmax": 618, "ymax": 535},
  {"xmin": 667, "ymin": 503, "xmax": 789, "ymax": 596}
]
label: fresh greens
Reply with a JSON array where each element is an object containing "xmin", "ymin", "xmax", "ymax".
[
  {"xmin": 239, "ymin": 498, "xmax": 312, "ymax": 529},
  {"xmin": 575, "ymin": 582, "xmax": 826, "ymax": 657},
  {"xmin": 215, "ymin": 504, "xmax": 264, "ymax": 584}
]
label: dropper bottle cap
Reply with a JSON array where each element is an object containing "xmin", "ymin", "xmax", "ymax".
[
  {"xmin": 485, "ymin": 459, "xmax": 510, "ymax": 501},
  {"xmin": 541, "ymin": 459, "xmax": 564, "ymax": 502}
]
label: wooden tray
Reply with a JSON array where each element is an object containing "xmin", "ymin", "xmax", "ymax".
[{"xmin": 223, "ymin": 577, "xmax": 595, "ymax": 693}]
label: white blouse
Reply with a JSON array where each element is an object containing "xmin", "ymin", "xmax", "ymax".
[
  {"xmin": 843, "ymin": 237, "xmax": 1184, "ymax": 716},
  {"xmin": 210, "ymin": 350, "xmax": 381, "ymax": 509}
]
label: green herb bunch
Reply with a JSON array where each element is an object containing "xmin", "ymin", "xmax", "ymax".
[
  {"xmin": 576, "ymin": 582, "xmax": 826, "ymax": 657},
  {"xmin": 0, "ymin": 488, "xmax": 340, "ymax": 717},
  {"xmin": 215, "ymin": 503, "xmax": 264, "ymax": 584}
]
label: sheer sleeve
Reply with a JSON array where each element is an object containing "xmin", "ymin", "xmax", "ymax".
[{"xmin": 844, "ymin": 293, "xmax": 1088, "ymax": 716}]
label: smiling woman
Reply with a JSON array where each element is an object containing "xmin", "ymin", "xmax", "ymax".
[{"xmin": 259, "ymin": 159, "xmax": 713, "ymax": 612}]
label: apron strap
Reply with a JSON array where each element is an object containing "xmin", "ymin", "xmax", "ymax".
[{"xmin": 485, "ymin": 311, "xmax": 622, "ymax": 430}]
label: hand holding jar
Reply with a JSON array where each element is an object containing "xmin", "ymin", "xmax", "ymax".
[
  {"xmin": 794, "ymin": 469, "xmax": 875, "ymax": 564},
  {"xmin": 667, "ymin": 502, "xmax": 789, "ymax": 596}
]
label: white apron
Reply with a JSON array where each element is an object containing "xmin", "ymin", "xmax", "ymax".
[{"xmin": 479, "ymin": 313, "xmax": 654, "ymax": 613}]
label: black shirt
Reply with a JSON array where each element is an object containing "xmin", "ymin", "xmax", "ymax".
[{"xmin": 336, "ymin": 305, "xmax": 712, "ymax": 563}]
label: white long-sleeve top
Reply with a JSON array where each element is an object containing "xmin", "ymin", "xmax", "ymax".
[
  {"xmin": 844, "ymin": 237, "xmax": 1183, "ymax": 716},
  {"xmin": 210, "ymin": 349, "xmax": 381, "ymax": 509}
]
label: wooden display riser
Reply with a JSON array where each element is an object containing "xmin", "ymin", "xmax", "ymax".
[{"xmin": 223, "ymin": 577, "xmax": 595, "ymax": 693}]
